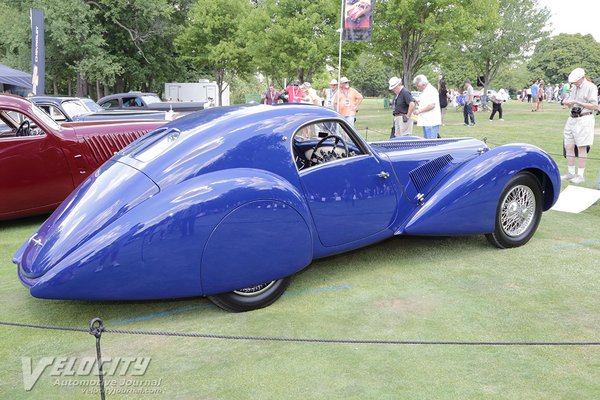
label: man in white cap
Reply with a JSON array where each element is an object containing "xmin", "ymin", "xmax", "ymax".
[
  {"xmin": 561, "ymin": 67, "xmax": 598, "ymax": 184},
  {"xmin": 388, "ymin": 76, "xmax": 415, "ymax": 136},
  {"xmin": 333, "ymin": 76, "xmax": 363, "ymax": 127},
  {"xmin": 323, "ymin": 79, "xmax": 338, "ymax": 109}
]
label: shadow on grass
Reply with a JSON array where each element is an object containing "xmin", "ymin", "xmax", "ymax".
[{"xmin": 8, "ymin": 234, "xmax": 490, "ymax": 328}]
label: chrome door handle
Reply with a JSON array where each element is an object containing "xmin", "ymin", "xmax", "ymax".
[{"xmin": 377, "ymin": 171, "xmax": 390, "ymax": 179}]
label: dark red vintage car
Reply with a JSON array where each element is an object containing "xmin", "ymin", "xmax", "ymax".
[{"xmin": 0, "ymin": 94, "xmax": 166, "ymax": 220}]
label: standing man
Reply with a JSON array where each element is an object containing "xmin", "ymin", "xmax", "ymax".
[
  {"xmin": 463, "ymin": 79, "xmax": 476, "ymax": 126},
  {"xmin": 388, "ymin": 76, "xmax": 415, "ymax": 136},
  {"xmin": 334, "ymin": 77, "xmax": 363, "ymax": 127},
  {"xmin": 561, "ymin": 68, "xmax": 598, "ymax": 184},
  {"xmin": 530, "ymin": 79, "xmax": 539, "ymax": 111},
  {"xmin": 262, "ymin": 83, "xmax": 279, "ymax": 105},
  {"xmin": 412, "ymin": 75, "xmax": 441, "ymax": 139},
  {"xmin": 323, "ymin": 79, "xmax": 338, "ymax": 109}
]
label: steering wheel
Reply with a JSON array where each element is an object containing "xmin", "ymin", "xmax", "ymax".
[
  {"xmin": 16, "ymin": 120, "xmax": 31, "ymax": 137},
  {"xmin": 310, "ymin": 134, "xmax": 349, "ymax": 166}
]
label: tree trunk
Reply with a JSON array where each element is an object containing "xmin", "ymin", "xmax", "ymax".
[
  {"xmin": 76, "ymin": 72, "xmax": 85, "ymax": 97},
  {"xmin": 94, "ymin": 80, "xmax": 100, "ymax": 101},
  {"xmin": 215, "ymin": 67, "xmax": 225, "ymax": 106}
]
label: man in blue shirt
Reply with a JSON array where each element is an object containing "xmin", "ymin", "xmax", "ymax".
[{"xmin": 530, "ymin": 80, "xmax": 539, "ymax": 112}]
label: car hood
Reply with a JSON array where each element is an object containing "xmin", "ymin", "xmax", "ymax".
[{"xmin": 371, "ymin": 137, "xmax": 487, "ymax": 200}]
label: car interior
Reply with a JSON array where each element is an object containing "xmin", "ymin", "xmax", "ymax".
[
  {"xmin": 0, "ymin": 110, "xmax": 45, "ymax": 138},
  {"xmin": 292, "ymin": 120, "xmax": 366, "ymax": 171}
]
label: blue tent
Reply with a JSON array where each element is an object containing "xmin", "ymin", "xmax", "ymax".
[{"xmin": 0, "ymin": 63, "xmax": 32, "ymax": 90}]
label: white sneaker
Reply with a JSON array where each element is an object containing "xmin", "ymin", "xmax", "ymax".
[
  {"xmin": 561, "ymin": 173, "xmax": 576, "ymax": 181},
  {"xmin": 570, "ymin": 175, "xmax": 585, "ymax": 184}
]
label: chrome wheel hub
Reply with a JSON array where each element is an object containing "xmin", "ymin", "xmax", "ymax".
[{"xmin": 500, "ymin": 185, "xmax": 536, "ymax": 237}]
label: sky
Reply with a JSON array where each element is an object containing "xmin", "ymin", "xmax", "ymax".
[{"xmin": 537, "ymin": 0, "xmax": 600, "ymax": 41}]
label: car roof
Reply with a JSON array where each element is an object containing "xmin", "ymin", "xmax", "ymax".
[
  {"xmin": 116, "ymin": 103, "xmax": 343, "ymax": 187},
  {"xmin": 98, "ymin": 93, "xmax": 159, "ymax": 103},
  {"xmin": 30, "ymin": 96, "xmax": 85, "ymax": 105}
]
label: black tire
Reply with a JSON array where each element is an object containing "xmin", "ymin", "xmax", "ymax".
[
  {"xmin": 208, "ymin": 277, "xmax": 291, "ymax": 312},
  {"xmin": 486, "ymin": 172, "xmax": 542, "ymax": 249}
]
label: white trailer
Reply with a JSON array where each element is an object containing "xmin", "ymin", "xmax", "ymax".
[{"xmin": 164, "ymin": 80, "xmax": 230, "ymax": 106}]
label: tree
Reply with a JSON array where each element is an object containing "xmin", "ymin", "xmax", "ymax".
[
  {"xmin": 242, "ymin": 0, "xmax": 340, "ymax": 84},
  {"xmin": 460, "ymin": 0, "xmax": 550, "ymax": 92},
  {"xmin": 0, "ymin": 1, "xmax": 31, "ymax": 72},
  {"xmin": 90, "ymin": 0, "xmax": 189, "ymax": 96},
  {"xmin": 373, "ymin": 0, "xmax": 496, "ymax": 87},
  {"xmin": 346, "ymin": 52, "xmax": 392, "ymax": 97},
  {"xmin": 175, "ymin": 0, "xmax": 252, "ymax": 105},
  {"xmin": 528, "ymin": 33, "xmax": 600, "ymax": 83}
]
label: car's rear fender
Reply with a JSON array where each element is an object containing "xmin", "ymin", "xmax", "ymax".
[
  {"xmin": 399, "ymin": 144, "xmax": 560, "ymax": 236},
  {"xmin": 19, "ymin": 167, "xmax": 312, "ymax": 300}
]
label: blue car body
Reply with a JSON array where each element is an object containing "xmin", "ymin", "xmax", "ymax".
[{"xmin": 13, "ymin": 104, "xmax": 560, "ymax": 310}]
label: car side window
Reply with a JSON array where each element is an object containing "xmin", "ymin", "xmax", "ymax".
[
  {"xmin": 42, "ymin": 105, "xmax": 68, "ymax": 122},
  {"xmin": 101, "ymin": 99, "xmax": 120, "ymax": 109},
  {"xmin": 0, "ymin": 110, "xmax": 46, "ymax": 138},
  {"xmin": 292, "ymin": 120, "xmax": 366, "ymax": 171},
  {"xmin": 123, "ymin": 97, "xmax": 143, "ymax": 108},
  {"xmin": 0, "ymin": 119, "xmax": 13, "ymax": 137}
]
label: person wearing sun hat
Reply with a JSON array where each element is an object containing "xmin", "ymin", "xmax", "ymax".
[
  {"xmin": 388, "ymin": 76, "xmax": 415, "ymax": 136},
  {"xmin": 333, "ymin": 76, "xmax": 363, "ymax": 127},
  {"xmin": 561, "ymin": 67, "xmax": 598, "ymax": 184},
  {"xmin": 323, "ymin": 79, "xmax": 338, "ymax": 109}
]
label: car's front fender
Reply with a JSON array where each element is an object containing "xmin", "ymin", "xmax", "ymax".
[{"xmin": 399, "ymin": 144, "xmax": 560, "ymax": 236}]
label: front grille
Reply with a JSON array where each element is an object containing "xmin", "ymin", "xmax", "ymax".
[
  {"xmin": 409, "ymin": 154, "xmax": 454, "ymax": 193},
  {"xmin": 83, "ymin": 131, "xmax": 148, "ymax": 164}
]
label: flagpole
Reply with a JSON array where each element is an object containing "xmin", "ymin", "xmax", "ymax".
[{"xmin": 337, "ymin": 0, "xmax": 344, "ymax": 113}]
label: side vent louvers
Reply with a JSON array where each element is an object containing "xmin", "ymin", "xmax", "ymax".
[
  {"xmin": 409, "ymin": 154, "xmax": 454, "ymax": 193},
  {"xmin": 83, "ymin": 130, "xmax": 148, "ymax": 164}
]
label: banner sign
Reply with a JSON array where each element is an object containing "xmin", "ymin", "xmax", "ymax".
[
  {"xmin": 343, "ymin": 0, "xmax": 373, "ymax": 41},
  {"xmin": 30, "ymin": 9, "xmax": 45, "ymax": 95}
]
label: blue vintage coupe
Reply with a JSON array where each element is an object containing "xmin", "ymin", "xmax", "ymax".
[{"xmin": 13, "ymin": 104, "xmax": 560, "ymax": 312}]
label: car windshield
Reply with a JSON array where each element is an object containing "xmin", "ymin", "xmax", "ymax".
[
  {"xmin": 141, "ymin": 95, "xmax": 162, "ymax": 105},
  {"xmin": 62, "ymin": 100, "xmax": 91, "ymax": 118},
  {"xmin": 81, "ymin": 98, "xmax": 103, "ymax": 112}
]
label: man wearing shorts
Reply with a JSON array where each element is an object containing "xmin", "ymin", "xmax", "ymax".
[
  {"xmin": 530, "ymin": 80, "xmax": 539, "ymax": 111},
  {"xmin": 562, "ymin": 68, "xmax": 598, "ymax": 184}
]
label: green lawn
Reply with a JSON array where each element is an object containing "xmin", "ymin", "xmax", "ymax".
[{"xmin": 1, "ymin": 100, "xmax": 599, "ymax": 399}]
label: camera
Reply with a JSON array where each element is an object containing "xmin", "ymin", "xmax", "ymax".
[{"xmin": 571, "ymin": 106, "xmax": 583, "ymax": 118}]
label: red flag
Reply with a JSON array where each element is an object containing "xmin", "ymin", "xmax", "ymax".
[{"xmin": 343, "ymin": 0, "xmax": 373, "ymax": 41}]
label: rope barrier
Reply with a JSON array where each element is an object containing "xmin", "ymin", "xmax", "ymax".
[
  {"xmin": 2, "ymin": 319, "xmax": 599, "ymax": 345},
  {"xmin": 2, "ymin": 318, "xmax": 600, "ymax": 399}
]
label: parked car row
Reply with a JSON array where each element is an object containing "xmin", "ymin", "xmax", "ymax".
[
  {"xmin": 31, "ymin": 96, "xmax": 168, "ymax": 123},
  {"xmin": 0, "ymin": 94, "xmax": 166, "ymax": 220},
  {"xmin": 98, "ymin": 92, "xmax": 205, "ymax": 113}
]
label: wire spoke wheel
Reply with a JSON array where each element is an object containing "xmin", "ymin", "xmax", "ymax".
[
  {"xmin": 208, "ymin": 277, "xmax": 291, "ymax": 312},
  {"xmin": 233, "ymin": 281, "xmax": 277, "ymax": 296},
  {"xmin": 486, "ymin": 172, "xmax": 543, "ymax": 249}
]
